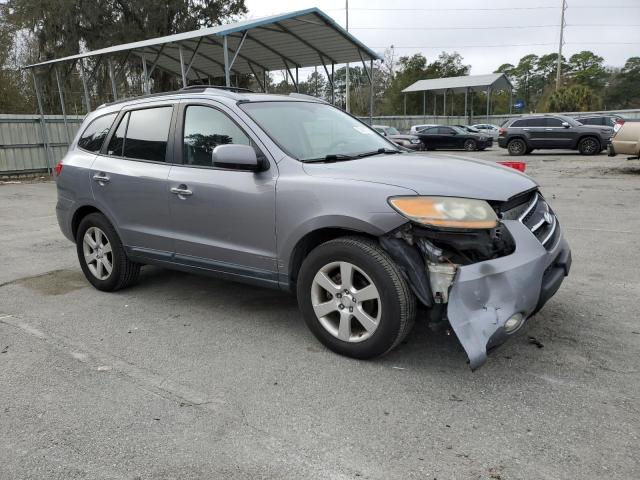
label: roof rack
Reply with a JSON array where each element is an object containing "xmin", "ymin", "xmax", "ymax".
[{"xmin": 180, "ymin": 85, "xmax": 254, "ymax": 93}]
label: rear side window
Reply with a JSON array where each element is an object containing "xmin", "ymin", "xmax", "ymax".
[
  {"xmin": 77, "ymin": 113, "xmax": 117, "ymax": 152},
  {"xmin": 528, "ymin": 118, "xmax": 547, "ymax": 127},
  {"xmin": 578, "ymin": 117, "xmax": 599, "ymax": 125},
  {"xmin": 107, "ymin": 112, "xmax": 128, "ymax": 157},
  {"xmin": 511, "ymin": 120, "xmax": 527, "ymax": 128},
  {"xmin": 123, "ymin": 107, "xmax": 173, "ymax": 162}
]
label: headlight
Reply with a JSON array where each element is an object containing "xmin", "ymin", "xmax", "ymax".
[
  {"xmin": 410, "ymin": 138, "xmax": 421, "ymax": 144},
  {"xmin": 388, "ymin": 196, "xmax": 498, "ymax": 229},
  {"xmin": 398, "ymin": 140, "xmax": 410, "ymax": 146}
]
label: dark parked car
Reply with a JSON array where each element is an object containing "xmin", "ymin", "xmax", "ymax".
[
  {"xmin": 416, "ymin": 125, "xmax": 492, "ymax": 151},
  {"xmin": 454, "ymin": 125, "xmax": 493, "ymax": 146},
  {"xmin": 373, "ymin": 125, "xmax": 423, "ymax": 150},
  {"xmin": 574, "ymin": 114, "xmax": 624, "ymax": 128},
  {"xmin": 498, "ymin": 115, "xmax": 613, "ymax": 155}
]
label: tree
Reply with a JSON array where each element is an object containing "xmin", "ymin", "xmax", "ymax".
[
  {"xmin": 567, "ymin": 51, "xmax": 607, "ymax": 90},
  {"xmin": 604, "ymin": 57, "xmax": 640, "ymax": 109},
  {"xmin": 547, "ymin": 84, "xmax": 601, "ymax": 112}
]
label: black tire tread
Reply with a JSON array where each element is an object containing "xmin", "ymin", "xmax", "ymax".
[
  {"xmin": 300, "ymin": 236, "xmax": 416, "ymax": 357},
  {"xmin": 77, "ymin": 213, "xmax": 140, "ymax": 291}
]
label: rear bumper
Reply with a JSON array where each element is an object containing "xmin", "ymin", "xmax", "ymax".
[{"xmin": 446, "ymin": 220, "xmax": 570, "ymax": 370}]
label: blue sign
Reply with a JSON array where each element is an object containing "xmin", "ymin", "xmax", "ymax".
[{"xmin": 514, "ymin": 100, "xmax": 525, "ymax": 110}]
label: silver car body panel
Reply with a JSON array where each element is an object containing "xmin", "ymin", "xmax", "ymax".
[{"xmin": 447, "ymin": 220, "xmax": 568, "ymax": 369}]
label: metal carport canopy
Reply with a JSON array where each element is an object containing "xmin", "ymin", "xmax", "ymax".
[
  {"xmin": 24, "ymin": 7, "xmax": 380, "ymax": 82},
  {"xmin": 402, "ymin": 73, "xmax": 512, "ymax": 95}
]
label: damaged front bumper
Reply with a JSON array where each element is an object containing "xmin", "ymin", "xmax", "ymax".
[{"xmin": 447, "ymin": 220, "xmax": 571, "ymax": 369}]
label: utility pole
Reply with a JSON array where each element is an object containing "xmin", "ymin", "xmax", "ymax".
[
  {"xmin": 555, "ymin": 0, "xmax": 567, "ymax": 91},
  {"xmin": 345, "ymin": 0, "xmax": 350, "ymax": 112}
]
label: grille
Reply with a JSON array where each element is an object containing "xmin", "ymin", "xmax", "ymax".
[{"xmin": 503, "ymin": 192, "xmax": 559, "ymax": 250}]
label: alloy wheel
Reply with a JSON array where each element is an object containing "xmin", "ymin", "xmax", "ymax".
[
  {"xmin": 581, "ymin": 138, "xmax": 598, "ymax": 154},
  {"xmin": 310, "ymin": 261, "xmax": 381, "ymax": 343},
  {"xmin": 82, "ymin": 227, "xmax": 113, "ymax": 280}
]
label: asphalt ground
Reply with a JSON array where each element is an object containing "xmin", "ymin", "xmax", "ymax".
[{"xmin": 1, "ymin": 148, "xmax": 639, "ymax": 479}]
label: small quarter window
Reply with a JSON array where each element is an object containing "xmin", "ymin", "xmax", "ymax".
[
  {"xmin": 77, "ymin": 113, "xmax": 117, "ymax": 153},
  {"xmin": 106, "ymin": 112, "xmax": 128, "ymax": 157}
]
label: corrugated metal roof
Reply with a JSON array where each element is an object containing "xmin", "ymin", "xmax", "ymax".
[
  {"xmin": 402, "ymin": 73, "xmax": 512, "ymax": 94},
  {"xmin": 24, "ymin": 8, "xmax": 380, "ymax": 78}
]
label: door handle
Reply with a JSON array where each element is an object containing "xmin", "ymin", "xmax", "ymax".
[
  {"xmin": 522, "ymin": 128, "xmax": 531, "ymax": 131},
  {"xmin": 545, "ymin": 128, "xmax": 553, "ymax": 131},
  {"xmin": 170, "ymin": 185, "xmax": 193, "ymax": 197},
  {"xmin": 92, "ymin": 172, "xmax": 110, "ymax": 184}
]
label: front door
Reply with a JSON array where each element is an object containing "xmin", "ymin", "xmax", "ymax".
[
  {"xmin": 437, "ymin": 127, "xmax": 457, "ymax": 148},
  {"xmin": 91, "ymin": 103, "xmax": 176, "ymax": 256},
  {"xmin": 167, "ymin": 101, "xmax": 278, "ymax": 283},
  {"xmin": 540, "ymin": 117, "xmax": 577, "ymax": 148}
]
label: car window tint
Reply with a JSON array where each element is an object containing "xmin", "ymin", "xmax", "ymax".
[
  {"xmin": 511, "ymin": 120, "xmax": 526, "ymax": 127},
  {"xmin": 183, "ymin": 105, "xmax": 251, "ymax": 167},
  {"xmin": 528, "ymin": 118, "xmax": 547, "ymax": 127},
  {"xmin": 77, "ymin": 113, "xmax": 117, "ymax": 153},
  {"xmin": 437, "ymin": 127, "xmax": 452, "ymax": 134},
  {"xmin": 546, "ymin": 118, "xmax": 563, "ymax": 127},
  {"xmin": 106, "ymin": 112, "xmax": 129, "ymax": 157},
  {"xmin": 123, "ymin": 107, "xmax": 173, "ymax": 162}
]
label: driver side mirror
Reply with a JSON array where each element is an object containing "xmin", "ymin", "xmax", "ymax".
[
  {"xmin": 211, "ymin": 144, "xmax": 264, "ymax": 172},
  {"xmin": 562, "ymin": 122, "xmax": 570, "ymax": 128}
]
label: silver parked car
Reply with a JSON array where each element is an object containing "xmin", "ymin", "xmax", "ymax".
[{"xmin": 55, "ymin": 87, "xmax": 571, "ymax": 369}]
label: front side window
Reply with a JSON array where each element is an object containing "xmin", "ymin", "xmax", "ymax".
[
  {"xmin": 123, "ymin": 107, "xmax": 173, "ymax": 162},
  {"xmin": 77, "ymin": 113, "xmax": 117, "ymax": 153},
  {"xmin": 240, "ymin": 101, "xmax": 396, "ymax": 161},
  {"xmin": 528, "ymin": 118, "xmax": 547, "ymax": 127},
  {"xmin": 546, "ymin": 118, "xmax": 563, "ymax": 127},
  {"xmin": 182, "ymin": 106, "xmax": 252, "ymax": 167}
]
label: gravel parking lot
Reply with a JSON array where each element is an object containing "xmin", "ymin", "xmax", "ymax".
[{"xmin": 1, "ymin": 149, "xmax": 639, "ymax": 479}]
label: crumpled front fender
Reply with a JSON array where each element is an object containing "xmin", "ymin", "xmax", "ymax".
[{"xmin": 447, "ymin": 220, "xmax": 568, "ymax": 370}]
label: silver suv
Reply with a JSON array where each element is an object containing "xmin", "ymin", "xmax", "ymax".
[{"xmin": 55, "ymin": 87, "xmax": 571, "ymax": 369}]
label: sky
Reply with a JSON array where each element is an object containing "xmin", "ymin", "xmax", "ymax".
[{"xmin": 244, "ymin": 0, "xmax": 640, "ymax": 80}]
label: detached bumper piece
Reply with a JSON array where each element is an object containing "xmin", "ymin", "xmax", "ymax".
[{"xmin": 447, "ymin": 220, "xmax": 570, "ymax": 370}]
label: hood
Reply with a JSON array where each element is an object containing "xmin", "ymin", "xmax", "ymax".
[{"xmin": 302, "ymin": 153, "xmax": 537, "ymax": 202}]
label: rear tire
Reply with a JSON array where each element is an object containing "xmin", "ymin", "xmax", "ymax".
[
  {"xmin": 297, "ymin": 236, "xmax": 416, "ymax": 359},
  {"xmin": 578, "ymin": 136, "xmax": 600, "ymax": 155},
  {"xmin": 76, "ymin": 213, "xmax": 140, "ymax": 292},
  {"xmin": 464, "ymin": 139, "xmax": 477, "ymax": 151},
  {"xmin": 507, "ymin": 138, "xmax": 527, "ymax": 155}
]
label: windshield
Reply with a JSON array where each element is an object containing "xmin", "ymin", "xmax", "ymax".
[
  {"xmin": 241, "ymin": 101, "xmax": 398, "ymax": 161},
  {"xmin": 387, "ymin": 127, "xmax": 400, "ymax": 135}
]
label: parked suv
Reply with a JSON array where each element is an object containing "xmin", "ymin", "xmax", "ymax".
[
  {"xmin": 55, "ymin": 87, "xmax": 571, "ymax": 369},
  {"xmin": 498, "ymin": 115, "xmax": 613, "ymax": 155},
  {"xmin": 608, "ymin": 119, "xmax": 640, "ymax": 159},
  {"xmin": 574, "ymin": 114, "xmax": 624, "ymax": 128}
]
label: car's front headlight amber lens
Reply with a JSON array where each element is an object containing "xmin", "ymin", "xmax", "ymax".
[{"xmin": 388, "ymin": 196, "xmax": 498, "ymax": 229}]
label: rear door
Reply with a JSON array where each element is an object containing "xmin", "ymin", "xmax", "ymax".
[
  {"xmin": 418, "ymin": 127, "xmax": 440, "ymax": 149},
  {"xmin": 525, "ymin": 118, "xmax": 548, "ymax": 147},
  {"xmin": 91, "ymin": 103, "xmax": 176, "ymax": 256},
  {"xmin": 437, "ymin": 127, "xmax": 458, "ymax": 148},
  {"xmin": 166, "ymin": 100, "xmax": 278, "ymax": 281}
]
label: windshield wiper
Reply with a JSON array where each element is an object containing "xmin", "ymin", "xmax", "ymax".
[
  {"xmin": 356, "ymin": 148, "xmax": 402, "ymax": 158},
  {"xmin": 303, "ymin": 148, "xmax": 401, "ymax": 163}
]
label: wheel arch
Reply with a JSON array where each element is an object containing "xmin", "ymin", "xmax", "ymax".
[{"xmin": 71, "ymin": 203, "xmax": 116, "ymax": 242}]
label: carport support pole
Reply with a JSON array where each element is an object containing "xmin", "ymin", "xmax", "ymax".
[
  {"xmin": 178, "ymin": 45, "xmax": 187, "ymax": 88},
  {"xmin": 54, "ymin": 65, "xmax": 71, "ymax": 145},
  {"xmin": 141, "ymin": 56, "xmax": 149, "ymax": 94},
  {"xmin": 423, "ymin": 91, "xmax": 426, "ymax": 117},
  {"xmin": 108, "ymin": 59, "xmax": 117, "ymax": 101},
  {"xmin": 223, "ymin": 35, "xmax": 231, "ymax": 87},
  {"xmin": 32, "ymin": 71, "xmax": 53, "ymax": 175},
  {"xmin": 331, "ymin": 62, "xmax": 335, "ymax": 105},
  {"xmin": 433, "ymin": 93, "xmax": 436, "ymax": 118},
  {"xmin": 486, "ymin": 87, "xmax": 491, "ymax": 122},
  {"xmin": 443, "ymin": 90, "xmax": 447, "ymax": 122},
  {"xmin": 369, "ymin": 59, "xmax": 374, "ymax": 125},
  {"xmin": 403, "ymin": 94, "xmax": 406, "ymax": 115},
  {"xmin": 79, "ymin": 59, "xmax": 91, "ymax": 113},
  {"xmin": 464, "ymin": 88, "xmax": 468, "ymax": 125}
]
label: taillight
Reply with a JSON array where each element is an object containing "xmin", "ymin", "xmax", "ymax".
[
  {"xmin": 498, "ymin": 161, "xmax": 526, "ymax": 173},
  {"xmin": 54, "ymin": 161, "xmax": 63, "ymax": 176},
  {"xmin": 613, "ymin": 119, "xmax": 624, "ymax": 133},
  {"xmin": 498, "ymin": 128, "xmax": 506, "ymax": 136}
]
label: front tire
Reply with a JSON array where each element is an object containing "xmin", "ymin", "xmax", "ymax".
[
  {"xmin": 578, "ymin": 136, "xmax": 600, "ymax": 155},
  {"xmin": 76, "ymin": 213, "xmax": 140, "ymax": 292},
  {"xmin": 463, "ymin": 139, "xmax": 477, "ymax": 151},
  {"xmin": 297, "ymin": 237, "xmax": 416, "ymax": 359},
  {"xmin": 507, "ymin": 138, "xmax": 527, "ymax": 155}
]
